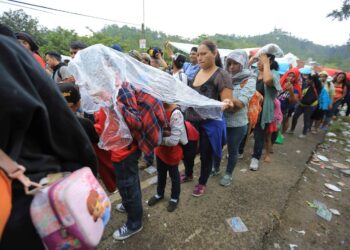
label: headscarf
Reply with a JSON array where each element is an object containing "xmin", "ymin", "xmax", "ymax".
[
  {"xmin": 280, "ymin": 68, "xmax": 302, "ymax": 96},
  {"xmin": 0, "ymin": 35, "xmax": 98, "ymax": 184},
  {"xmin": 225, "ymin": 49, "xmax": 255, "ymax": 84}
]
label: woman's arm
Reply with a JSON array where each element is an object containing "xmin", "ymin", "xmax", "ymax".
[
  {"xmin": 220, "ymin": 87, "xmax": 234, "ymax": 111},
  {"xmin": 259, "ymin": 54, "xmax": 274, "ymax": 86}
]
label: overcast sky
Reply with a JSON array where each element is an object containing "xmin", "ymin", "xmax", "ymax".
[{"xmin": 1, "ymin": 0, "xmax": 349, "ymax": 46}]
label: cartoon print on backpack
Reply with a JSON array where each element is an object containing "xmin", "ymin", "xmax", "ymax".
[{"xmin": 87, "ymin": 189, "xmax": 110, "ymax": 225}]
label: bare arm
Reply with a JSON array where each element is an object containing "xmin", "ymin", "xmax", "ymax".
[
  {"xmin": 164, "ymin": 41, "xmax": 174, "ymax": 58},
  {"xmin": 259, "ymin": 54, "xmax": 274, "ymax": 86}
]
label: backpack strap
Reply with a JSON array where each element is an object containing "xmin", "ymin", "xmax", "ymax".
[{"xmin": 0, "ymin": 150, "xmax": 42, "ymax": 195}]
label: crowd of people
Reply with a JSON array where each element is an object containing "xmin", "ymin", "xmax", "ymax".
[{"xmin": 1, "ymin": 23, "xmax": 350, "ymax": 249}]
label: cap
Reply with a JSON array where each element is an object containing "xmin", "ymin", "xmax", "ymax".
[
  {"xmin": 299, "ymin": 67, "xmax": 312, "ymax": 75},
  {"xmin": 319, "ymin": 71, "xmax": 328, "ymax": 77},
  {"xmin": 15, "ymin": 32, "xmax": 39, "ymax": 52},
  {"xmin": 58, "ymin": 83, "xmax": 81, "ymax": 104},
  {"xmin": 111, "ymin": 43, "xmax": 123, "ymax": 52}
]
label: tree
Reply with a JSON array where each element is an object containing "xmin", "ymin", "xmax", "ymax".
[
  {"xmin": 0, "ymin": 9, "xmax": 47, "ymax": 45},
  {"xmin": 40, "ymin": 27, "xmax": 79, "ymax": 55},
  {"xmin": 327, "ymin": 0, "xmax": 350, "ymax": 21}
]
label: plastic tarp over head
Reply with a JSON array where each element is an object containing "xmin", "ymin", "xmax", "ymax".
[
  {"xmin": 68, "ymin": 44, "xmax": 224, "ymax": 150},
  {"xmin": 255, "ymin": 43, "xmax": 284, "ymax": 58}
]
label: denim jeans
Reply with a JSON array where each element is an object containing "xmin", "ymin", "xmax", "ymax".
[
  {"xmin": 238, "ymin": 130, "xmax": 248, "ymax": 155},
  {"xmin": 113, "ymin": 149, "xmax": 143, "ymax": 231},
  {"xmin": 226, "ymin": 125, "xmax": 248, "ymax": 175},
  {"xmin": 156, "ymin": 157, "xmax": 180, "ymax": 200},
  {"xmin": 252, "ymin": 122, "xmax": 267, "ymax": 160},
  {"xmin": 291, "ymin": 105, "xmax": 316, "ymax": 135}
]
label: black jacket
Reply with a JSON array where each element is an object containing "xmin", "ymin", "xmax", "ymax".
[{"xmin": 0, "ymin": 35, "xmax": 98, "ymax": 184}]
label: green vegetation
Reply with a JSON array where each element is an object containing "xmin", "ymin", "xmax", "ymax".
[{"xmin": 1, "ymin": 9, "xmax": 349, "ymax": 71}]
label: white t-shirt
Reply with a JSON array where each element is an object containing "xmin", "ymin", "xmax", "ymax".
[{"xmin": 173, "ymin": 70, "xmax": 188, "ymax": 85}]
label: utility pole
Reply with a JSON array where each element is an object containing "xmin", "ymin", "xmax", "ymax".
[{"xmin": 139, "ymin": 0, "xmax": 146, "ymax": 50}]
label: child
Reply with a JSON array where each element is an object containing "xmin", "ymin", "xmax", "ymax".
[
  {"xmin": 58, "ymin": 83, "xmax": 99, "ymax": 144},
  {"xmin": 147, "ymin": 103, "xmax": 188, "ymax": 212}
]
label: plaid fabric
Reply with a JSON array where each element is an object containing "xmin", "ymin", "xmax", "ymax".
[{"xmin": 118, "ymin": 82, "xmax": 167, "ymax": 156}]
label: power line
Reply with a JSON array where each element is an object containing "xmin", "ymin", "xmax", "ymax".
[
  {"xmin": 0, "ymin": 0, "xmax": 55, "ymax": 14},
  {"xmin": 6, "ymin": 0, "xmax": 141, "ymax": 26}
]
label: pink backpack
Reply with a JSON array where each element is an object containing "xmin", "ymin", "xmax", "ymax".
[{"xmin": 30, "ymin": 167, "xmax": 111, "ymax": 250}]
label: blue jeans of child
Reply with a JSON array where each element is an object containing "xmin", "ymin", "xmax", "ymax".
[{"xmin": 113, "ymin": 149, "xmax": 143, "ymax": 231}]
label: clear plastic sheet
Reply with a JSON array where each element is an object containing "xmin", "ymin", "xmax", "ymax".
[
  {"xmin": 97, "ymin": 107, "xmax": 132, "ymax": 150},
  {"xmin": 68, "ymin": 44, "xmax": 224, "ymax": 150},
  {"xmin": 255, "ymin": 43, "xmax": 284, "ymax": 58}
]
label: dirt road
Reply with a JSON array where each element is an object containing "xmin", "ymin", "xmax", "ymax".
[{"xmin": 98, "ymin": 117, "xmax": 350, "ymax": 250}]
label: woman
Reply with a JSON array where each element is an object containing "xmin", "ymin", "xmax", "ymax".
[
  {"xmin": 249, "ymin": 53, "xmax": 281, "ymax": 171},
  {"xmin": 278, "ymin": 68, "xmax": 301, "ymax": 132},
  {"xmin": 331, "ymin": 72, "xmax": 348, "ymax": 118},
  {"xmin": 289, "ymin": 73, "xmax": 322, "ymax": 138},
  {"xmin": 186, "ymin": 40, "xmax": 233, "ymax": 197},
  {"xmin": 15, "ymin": 31, "xmax": 46, "ymax": 69},
  {"xmin": 220, "ymin": 49, "xmax": 255, "ymax": 186}
]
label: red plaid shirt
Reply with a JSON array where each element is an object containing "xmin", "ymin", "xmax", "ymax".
[{"xmin": 118, "ymin": 82, "xmax": 167, "ymax": 156}]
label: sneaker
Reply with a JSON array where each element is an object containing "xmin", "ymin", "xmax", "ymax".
[
  {"xmin": 220, "ymin": 174, "xmax": 232, "ymax": 186},
  {"xmin": 298, "ymin": 134, "xmax": 306, "ymax": 139},
  {"xmin": 210, "ymin": 168, "xmax": 221, "ymax": 177},
  {"xmin": 238, "ymin": 154, "xmax": 243, "ymax": 159},
  {"xmin": 180, "ymin": 174, "xmax": 193, "ymax": 183},
  {"xmin": 249, "ymin": 158, "xmax": 259, "ymax": 171},
  {"xmin": 192, "ymin": 184, "xmax": 205, "ymax": 197},
  {"xmin": 147, "ymin": 195, "xmax": 163, "ymax": 206},
  {"xmin": 112, "ymin": 224, "xmax": 143, "ymax": 241},
  {"xmin": 167, "ymin": 200, "xmax": 178, "ymax": 212},
  {"xmin": 115, "ymin": 203, "xmax": 126, "ymax": 213}
]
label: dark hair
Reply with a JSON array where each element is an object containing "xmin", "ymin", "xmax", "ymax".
[
  {"xmin": 266, "ymin": 53, "xmax": 279, "ymax": 71},
  {"xmin": 333, "ymin": 72, "xmax": 347, "ymax": 88},
  {"xmin": 173, "ymin": 53, "xmax": 186, "ymax": 69},
  {"xmin": 190, "ymin": 47, "xmax": 198, "ymax": 53},
  {"xmin": 45, "ymin": 51, "xmax": 61, "ymax": 61},
  {"xmin": 70, "ymin": 41, "xmax": 87, "ymax": 50},
  {"xmin": 215, "ymin": 51, "xmax": 223, "ymax": 68},
  {"xmin": 309, "ymin": 73, "xmax": 322, "ymax": 94},
  {"xmin": 200, "ymin": 40, "xmax": 217, "ymax": 54},
  {"xmin": 0, "ymin": 24, "xmax": 15, "ymax": 39}
]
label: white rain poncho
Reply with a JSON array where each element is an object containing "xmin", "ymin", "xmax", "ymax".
[{"xmin": 68, "ymin": 44, "xmax": 224, "ymax": 150}]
